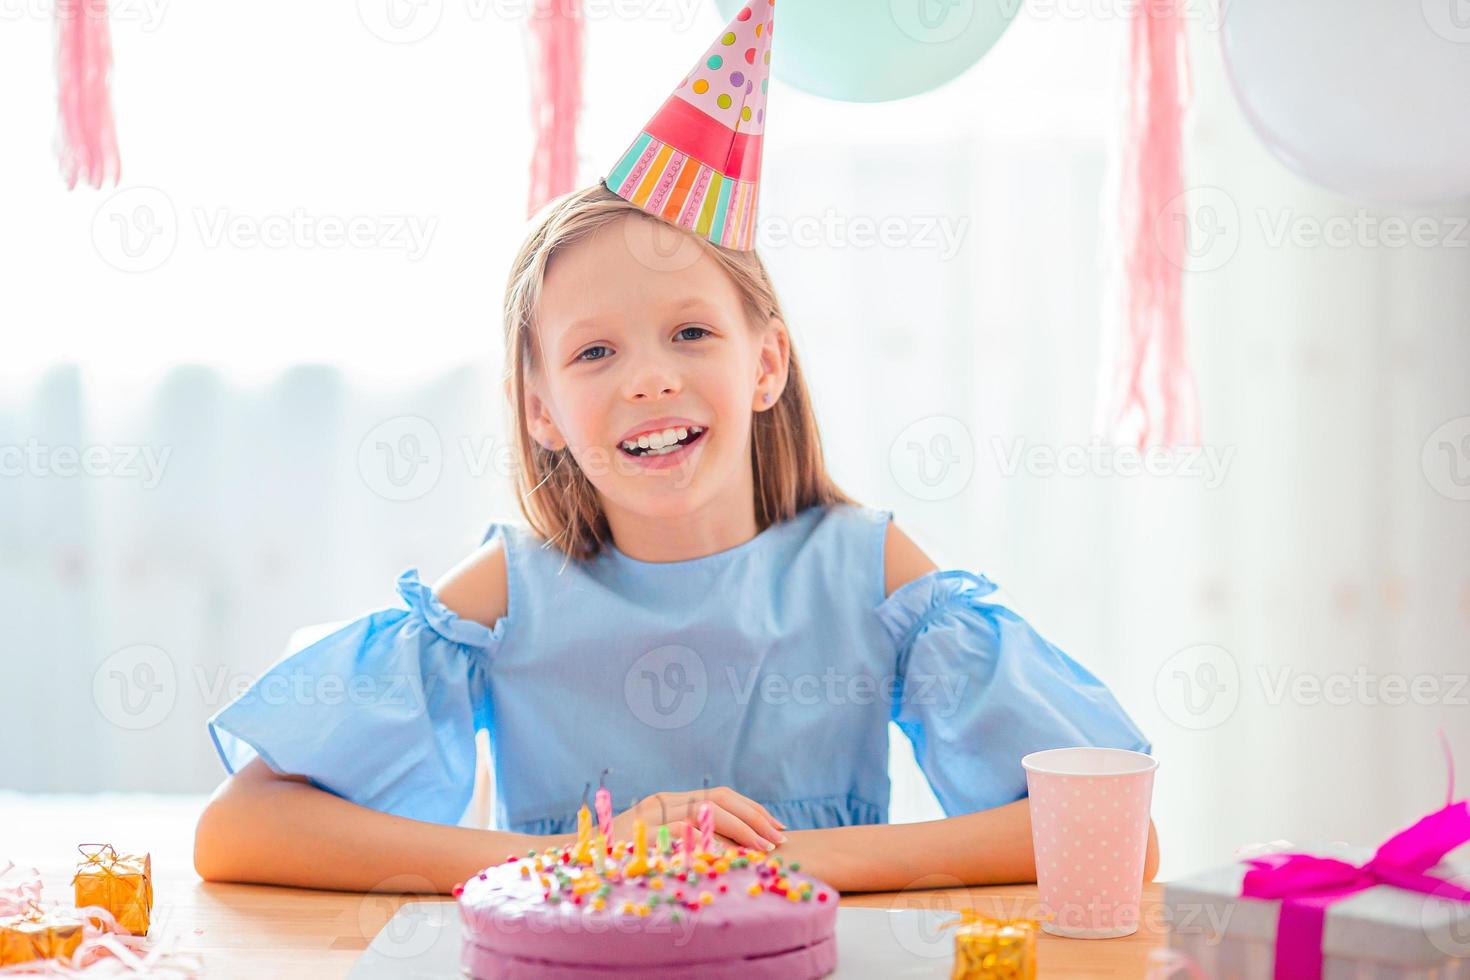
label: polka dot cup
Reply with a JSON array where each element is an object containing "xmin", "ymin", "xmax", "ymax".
[{"xmin": 1022, "ymin": 747, "xmax": 1157, "ymax": 940}]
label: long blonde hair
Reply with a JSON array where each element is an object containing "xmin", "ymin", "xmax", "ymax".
[{"xmin": 502, "ymin": 181, "xmax": 854, "ymax": 561}]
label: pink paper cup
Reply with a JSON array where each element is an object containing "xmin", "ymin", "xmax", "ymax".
[{"xmin": 1022, "ymin": 747, "xmax": 1157, "ymax": 939}]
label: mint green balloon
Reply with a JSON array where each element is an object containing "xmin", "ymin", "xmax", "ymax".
[{"xmin": 715, "ymin": 0, "xmax": 1018, "ymax": 103}]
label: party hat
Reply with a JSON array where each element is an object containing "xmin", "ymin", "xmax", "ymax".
[{"xmin": 603, "ymin": 2, "xmax": 775, "ymax": 251}]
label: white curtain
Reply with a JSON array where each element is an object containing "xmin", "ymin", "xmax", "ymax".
[{"xmin": 4, "ymin": 3, "xmax": 1467, "ymax": 881}]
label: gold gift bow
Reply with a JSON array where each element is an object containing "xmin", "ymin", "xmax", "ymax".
[{"xmin": 72, "ymin": 843, "xmax": 152, "ymax": 934}]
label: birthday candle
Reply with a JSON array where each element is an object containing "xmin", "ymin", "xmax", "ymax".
[
  {"xmin": 574, "ymin": 803, "xmax": 592, "ymax": 863},
  {"xmin": 624, "ymin": 818, "xmax": 649, "ymax": 877},
  {"xmin": 657, "ymin": 824, "xmax": 671, "ymax": 856},
  {"xmin": 595, "ymin": 786, "xmax": 613, "ymax": 841},
  {"xmin": 682, "ymin": 815, "xmax": 694, "ymax": 866},
  {"xmin": 592, "ymin": 830, "xmax": 606, "ymax": 874},
  {"xmin": 698, "ymin": 801, "xmax": 713, "ymax": 854}
]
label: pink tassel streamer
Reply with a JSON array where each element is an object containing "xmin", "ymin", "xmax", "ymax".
[
  {"xmin": 1100, "ymin": 0, "xmax": 1198, "ymax": 448},
  {"xmin": 525, "ymin": 0, "xmax": 584, "ymax": 216},
  {"xmin": 55, "ymin": 0, "xmax": 121, "ymax": 190}
]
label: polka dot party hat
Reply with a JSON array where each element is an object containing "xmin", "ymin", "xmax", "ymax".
[{"xmin": 603, "ymin": 2, "xmax": 775, "ymax": 251}]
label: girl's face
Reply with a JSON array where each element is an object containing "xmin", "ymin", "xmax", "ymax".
[{"xmin": 525, "ymin": 214, "xmax": 788, "ymax": 522}]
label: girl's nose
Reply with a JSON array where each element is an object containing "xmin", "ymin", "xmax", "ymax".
[{"xmin": 624, "ymin": 362, "xmax": 682, "ymax": 401}]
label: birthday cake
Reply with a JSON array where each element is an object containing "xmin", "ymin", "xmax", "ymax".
[{"xmin": 455, "ymin": 833, "xmax": 837, "ymax": 979}]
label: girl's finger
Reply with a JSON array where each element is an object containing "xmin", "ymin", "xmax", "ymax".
[
  {"xmin": 709, "ymin": 787, "xmax": 785, "ymax": 845},
  {"xmin": 708, "ymin": 805, "xmax": 776, "ymax": 851}
]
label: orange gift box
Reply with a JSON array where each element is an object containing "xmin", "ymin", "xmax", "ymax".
[
  {"xmin": 72, "ymin": 843, "xmax": 152, "ymax": 936},
  {"xmin": 945, "ymin": 910, "xmax": 1039, "ymax": 980},
  {"xmin": 0, "ymin": 904, "xmax": 84, "ymax": 967}
]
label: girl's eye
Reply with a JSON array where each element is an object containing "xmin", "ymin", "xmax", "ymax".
[
  {"xmin": 675, "ymin": 325, "xmax": 711, "ymax": 342},
  {"xmin": 576, "ymin": 345, "xmax": 611, "ymax": 362}
]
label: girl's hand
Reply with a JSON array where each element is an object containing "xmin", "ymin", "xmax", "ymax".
[{"xmin": 610, "ymin": 787, "xmax": 787, "ymax": 852}]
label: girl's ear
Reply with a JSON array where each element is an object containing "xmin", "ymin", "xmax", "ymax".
[
  {"xmin": 523, "ymin": 378, "xmax": 566, "ymax": 452},
  {"xmin": 753, "ymin": 317, "xmax": 791, "ymax": 412}
]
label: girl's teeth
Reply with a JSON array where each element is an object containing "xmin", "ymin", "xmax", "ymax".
[{"xmin": 620, "ymin": 425, "xmax": 706, "ymax": 456}]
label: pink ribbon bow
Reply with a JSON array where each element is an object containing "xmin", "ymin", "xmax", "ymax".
[{"xmin": 1240, "ymin": 748, "xmax": 1470, "ymax": 979}]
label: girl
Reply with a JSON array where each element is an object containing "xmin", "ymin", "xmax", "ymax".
[{"xmin": 194, "ymin": 183, "xmax": 1158, "ymax": 895}]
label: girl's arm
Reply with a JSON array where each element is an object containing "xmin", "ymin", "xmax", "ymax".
[
  {"xmin": 193, "ymin": 764, "xmax": 785, "ymax": 893},
  {"xmin": 194, "ymin": 757, "xmax": 569, "ymax": 893},
  {"xmin": 767, "ymin": 799, "xmax": 1159, "ymax": 894}
]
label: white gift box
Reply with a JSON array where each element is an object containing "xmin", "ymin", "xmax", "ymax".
[{"xmin": 1162, "ymin": 843, "xmax": 1470, "ymax": 980}]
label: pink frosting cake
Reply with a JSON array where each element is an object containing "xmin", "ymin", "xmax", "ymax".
[{"xmin": 455, "ymin": 841, "xmax": 837, "ymax": 979}]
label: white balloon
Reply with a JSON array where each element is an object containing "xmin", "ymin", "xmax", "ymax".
[{"xmin": 1221, "ymin": 0, "xmax": 1470, "ymax": 205}]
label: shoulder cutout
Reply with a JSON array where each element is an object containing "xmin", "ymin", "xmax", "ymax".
[
  {"xmin": 883, "ymin": 519, "xmax": 939, "ymax": 598},
  {"xmin": 431, "ymin": 537, "xmax": 509, "ymax": 629}
]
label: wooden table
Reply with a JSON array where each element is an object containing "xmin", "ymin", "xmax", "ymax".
[{"xmin": 1, "ymin": 794, "xmax": 1165, "ymax": 978}]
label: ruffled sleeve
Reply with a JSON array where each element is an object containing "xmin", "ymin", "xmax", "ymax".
[
  {"xmin": 877, "ymin": 570, "xmax": 1151, "ymax": 816},
  {"xmin": 207, "ymin": 569, "xmax": 506, "ymax": 826}
]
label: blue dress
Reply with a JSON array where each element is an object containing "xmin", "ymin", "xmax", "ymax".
[{"xmin": 207, "ymin": 503, "xmax": 1149, "ymax": 836}]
